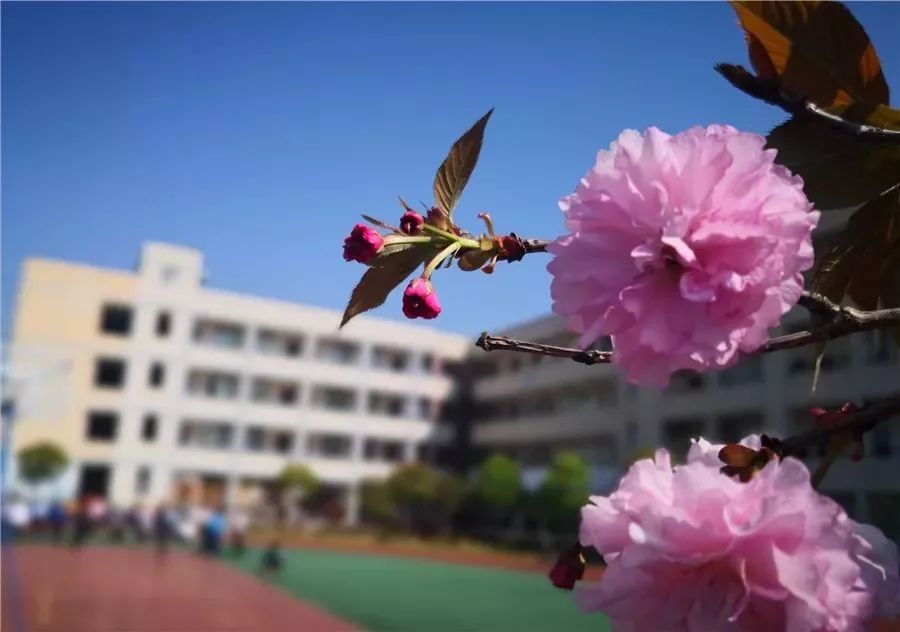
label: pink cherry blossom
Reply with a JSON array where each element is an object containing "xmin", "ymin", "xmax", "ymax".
[
  {"xmin": 402, "ymin": 278, "xmax": 441, "ymax": 319},
  {"xmin": 343, "ymin": 223, "xmax": 384, "ymax": 264},
  {"xmin": 577, "ymin": 436, "xmax": 900, "ymax": 631},
  {"xmin": 547, "ymin": 126, "xmax": 818, "ymax": 386}
]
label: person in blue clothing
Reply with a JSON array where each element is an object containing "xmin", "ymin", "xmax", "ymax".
[
  {"xmin": 47, "ymin": 500, "xmax": 67, "ymax": 542},
  {"xmin": 200, "ymin": 506, "xmax": 227, "ymax": 556}
]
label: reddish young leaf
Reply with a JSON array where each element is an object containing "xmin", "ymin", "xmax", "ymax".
[{"xmin": 433, "ymin": 109, "xmax": 493, "ymax": 217}]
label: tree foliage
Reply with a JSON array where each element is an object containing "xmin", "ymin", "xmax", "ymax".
[
  {"xmin": 535, "ymin": 452, "xmax": 592, "ymax": 532},
  {"xmin": 276, "ymin": 464, "xmax": 319, "ymax": 495},
  {"xmin": 17, "ymin": 441, "xmax": 68, "ymax": 485},
  {"xmin": 473, "ymin": 453, "xmax": 521, "ymax": 512}
]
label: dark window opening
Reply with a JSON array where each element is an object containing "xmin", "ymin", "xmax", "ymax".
[
  {"xmin": 141, "ymin": 414, "xmax": 158, "ymax": 442},
  {"xmin": 149, "ymin": 362, "xmax": 165, "ymax": 388},
  {"xmin": 94, "ymin": 358, "xmax": 126, "ymax": 389},
  {"xmin": 86, "ymin": 411, "xmax": 118, "ymax": 441},
  {"xmin": 100, "ymin": 304, "xmax": 133, "ymax": 336},
  {"xmin": 78, "ymin": 464, "xmax": 111, "ymax": 498},
  {"xmin": 156, "ymin": 312, "xmax": 172, "ymax": 337}
]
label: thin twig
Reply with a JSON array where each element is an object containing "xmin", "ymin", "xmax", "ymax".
[
  {"xmin": 476, "ymin": 291, "xmax": 900, "ymax": 365},
  {"xmin": 780, "ymin": 394, "xmax": 900, "ymax": 458},
  {"xmin": 715, "ymin": 63, "xmax": 900, "ymax": 142}
]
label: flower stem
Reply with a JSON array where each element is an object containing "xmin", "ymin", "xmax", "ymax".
[
  {"xmin": 384, "ymin": 235, "xmax": 433, "ymax": 245},
  {"xmin": 421, "ymin": 224, "xmax": 480, "ymax": 250},
  {"xmin": 423, "ymin": 241, "xmax": 461, "ymax": 279}
]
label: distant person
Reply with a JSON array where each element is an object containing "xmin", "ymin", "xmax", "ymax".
[
  {"xmin": 47, "ymin": 500, "xmax": 68, "ymax": 543},
  {"xmin": 3, "ymin": 494, "xmax": 31, "ymax": 539},
  {"xmin": 260, "ymin": 540, "xmax": 284, "ymax": 577},
  {"xmin": 71, "ymin": 496, "xmax": 92, "ymax": 547},
  {"xmin": 229, "ymin": 509, "xmax": 249, "ymax": 556},
  {"xmin": 200, "ymin": 506, "xmax": 226, "ymax": 556},
  {"xmin": 153, "ymin": 503, "xmax": 173, "ymax": 555},
  {"xmin": 108, "ymin": 506, "xmax": 126, "ymax": 543}
]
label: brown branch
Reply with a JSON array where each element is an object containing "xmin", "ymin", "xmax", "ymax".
[
  {"xmin": 715, "ymin": 63, "xmax": 900, "ymax": 142},
  {"xmin": 780, "ymin": 394, "xmax": 900, "ymax": 458},
  {"xmin": 476, "ymin": 291, "xmax": 900, "ymax": 364}
]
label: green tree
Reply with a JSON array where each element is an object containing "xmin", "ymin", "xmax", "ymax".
[
  {"xmin": 474, "ymin": 453, "xmax": 521, "ymax": 513},
  {"xmin": 535, "ymin": 452, "xmax": 592, "ymax": 533},
  {"xmin": 381, "ymin": 462, "xmax": 466, "ymax": 535},
  {"xmin": 17, "ymin": 442, "xmax": 69, "ymax": 485},
  {"xmin": 275, "ymin": 464, "xmax": 320, "ymax": 523}
]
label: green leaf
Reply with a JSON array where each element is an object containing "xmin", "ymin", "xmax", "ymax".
[
  {"xmin": 433, "ymin": 108, "xmax": 493, "ymax": 217},
  {"xmin": 360, "ymin": 214, "xmax": 400, "ymax": 233},
  {"xmin": 340, "ymin": 246, "xmax": 433, "ymax": 327},
  {"xmin": 812, "ymin": 184, "xmax": 900, "ymax": 309},
  {"xmin": 768, "ymin": 115, "xmax": 900, "ymax": 210},
  {"xmin": 457, "ymin": 249, "xmax": 493, "ymax": 272}
]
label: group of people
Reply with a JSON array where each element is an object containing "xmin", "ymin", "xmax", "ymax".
[{"xmin": 3, "ymin": 492, "xmax": 284, "ymax": 574}]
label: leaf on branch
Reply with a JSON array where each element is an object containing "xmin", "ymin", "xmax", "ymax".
[
  {"xmin": 730, "ymin": 1, "xmax": 890, "ymax": 120},
  {"xmin": 767, "ymin": 116, "xmax": 900, "ymax": 209},
  {"xmin": 812, "ymin": 184, "xmax": 900, "ymax": 310},
  {"xmin": 458, "ymin": 249, "xmax": 494, "ymax": 272},
  {"xmin": 433, "ymin": 108, "xmax": 493, "ymax": 218},
  {"xmin": 361, "ymin": 214, "xmax": 400, "ymax": 233},
  {"xmin": 340, "ymin": 246, "xmax": 434, "ymax": 327}
]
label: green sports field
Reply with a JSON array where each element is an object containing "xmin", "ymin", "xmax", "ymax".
[{"xmin": 227, "ymin": 548, "xmax": 608, "ymax": 632}]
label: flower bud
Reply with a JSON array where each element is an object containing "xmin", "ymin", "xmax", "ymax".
[
  {"xmin": 343, "ymin": 224, "xmax": 384, "ymax": 264},
  {"xmin": 400, "ymin": 210, "xmax": 425, "ymax": 236},
  {"xmin": 548, "ymin": 543, "xmax": 585, "ymax": 590},
  {"xmin": 402, "ymin": 278, "xmax": 441, "ymax": 319}
]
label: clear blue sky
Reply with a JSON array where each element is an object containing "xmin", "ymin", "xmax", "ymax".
[{"xmin": 4, "ymin": 2, "xmax": 900, "ymax": 337}]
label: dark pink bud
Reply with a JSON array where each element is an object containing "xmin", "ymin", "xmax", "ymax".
[
  {"xmin": 343, "ymin": 223, "xmax": 384, "ymax": 264},
  {"xmin": 402, "ymin": 278, "xmax": 441, "ymax": 320},
  {"xmin": 497, "ymin": 233, "xmax": 526, "ymax": 263},
  {"xmin": 400, "ymin": 210, "xmax": 425, "ymax": 236},
  {"xmin": 548, "ymin": 544, "xmax": 585, "ymax": 591}
]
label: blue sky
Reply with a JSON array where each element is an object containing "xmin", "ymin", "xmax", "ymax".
[{"xmin": 4, "ymin": 2, "xmax": 900, "ymax": 338}]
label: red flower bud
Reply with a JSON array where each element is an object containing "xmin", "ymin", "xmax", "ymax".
[
  {"xmin": 497, "ymin": 233, "xmax": 526, "ymax": 263},
  {"xmin": 548, "ymin": 543, "xmax": 586, "ymax": 591},
  {"xmin": 402, "ymin": 278, "xmax": 441, "ymax": 320},
  {"xmin": 343, "ymin": 224, "xmax": 384, "ymax": 264},
  {"xmin": 400, "ymin": 210, "xmax": 425, "ymax": 236}
]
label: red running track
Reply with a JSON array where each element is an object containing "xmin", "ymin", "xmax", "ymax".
[{"xmin": 1, "ymin": 545, "xmax": 357, "ymax": 632}]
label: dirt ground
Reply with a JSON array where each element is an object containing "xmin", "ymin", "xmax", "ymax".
[{"xmin": 1, "ymin": 545, "xmax": 356, "ymax": 632}]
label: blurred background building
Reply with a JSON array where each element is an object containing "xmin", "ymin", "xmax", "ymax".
[
  {"xmin": 465, "ymin": 311, "xmax": 900, "ymax": 538},
  {"xmin": 7, "ymin": 242, "xmax": 468, "ymax": 524},
  {"xmin": 6, "ymin": 241, "xmax": 900, "ymax": 537}
]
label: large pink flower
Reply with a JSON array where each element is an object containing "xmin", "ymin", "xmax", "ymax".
[
  {"xmin": 548, "ymin": 126, "xmax": 818, "ymax": 386},
  {"xmin": 577, "ymin": 437, "xmax": 900, "ymax": 631}
]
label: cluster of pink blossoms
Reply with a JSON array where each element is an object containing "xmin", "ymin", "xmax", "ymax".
[
  {"xmin": 577, "ymin": 437, "xmax": 900, "ymax": 631},
  {"xmin": 548, "ymin": 125, "xmax": 819, "ymax": 387},
  {"xmin": 342, "ymin": 210, "xmax": 442, "ymax": 320}
]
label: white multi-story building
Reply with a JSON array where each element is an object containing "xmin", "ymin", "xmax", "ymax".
[
  {"xmin": 468, "ymin": 310, "xmax": 900, "ymax": 540},
  {"xmin": 8, "ymin": 243, "xmax": 468, "ymax": 523}
]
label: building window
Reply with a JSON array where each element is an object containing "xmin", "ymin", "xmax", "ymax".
[
  {"xmin": 872, "ymin": 422, "xmax": 893, "ymax": 459},
  {"xmin": 148, "ymin": 362, "xmax": 165, "ymax": 389},
  {"xmin": 86, "ymin": 411, "xmax": 119, "ymax": 442},
  {"xmin": 99, "ymin": 304, "xmax": 133, "ymax": 336},
  {"xmin": 715, "ymin": 412, "xmax": 764, "ymax": 443},
  {"xmin": 256, "ymin": 329, "xmax": 304, "ymax": 358},
  {"xmin": 719, "ymin": 356, "xmax": 763, "ymax": 387},
  {"xmin": 668, "ymin": 370, "xmax": 705, "ymax": 393},
  {"xmin": 94, "ymin": 357, "xmax": 126, "ymax": 389},
  {"xmin": 418, "ymin": 397, "xmax": 433, "ymax": 420},
  {"xmin": 135, "ymin": 466, "xmax": 152, "ymax": 495},
  {"xmin": 371, "ymin": 346, "xmax": 410, "ymax": 372},
  {"xmin": 244, "ymin": 426, "xmax": 294, "ymax": 454},
  {"xmin": 662, "ymin": 417, "xmax": 706, "ymax": 460},
  {"xmin": 178, "ymin": 420, "xmax": 234, "ymax": 449},
  {"xmin": 867, "ymin": 493, "xmax": 900, "ymax": 542},
  {"xmin": 364, "ymin": 438, "xmax": 405, "ymax": 463},
  {"xmin": 251, "ymin": 378, "xmax": 299, "ymax": 406},
  {"xmin": 421, "ymin": 353, "xmax": 435, "ymax": 373},
  {"xmin": 193, "ymin": 318, "xmax": 246, "ymax": 350},
  {"xmin": 311, "ymin": 385, "xmax": 357, "ymax": 412},
  {"xmin": 368, "ymin": 392, "xmax": 406, "ymax": 417},
  {"xmin": 787, "ymin": 329, "xmax": 851, "ymax": 374},
  {"xmin": 141, "ymin": 414, "xmax": 158, "ymax": 442},
  {"xmin": 155, "ymin": 311, "xmax": 172, "ymax": 338},
  {"xmin": 186, "ymin": 370, "xmax": 240, "ymax": 399},
  {"xmin": 306, "ymin": 433, "xmax": 353, "ymax": 459},
  {"xmin": 314, "ymin": 338, "xmax": 360, "ymax": 365},
  {"xmin": 862, "ymin": 330, "xmax": 896, "ymax": 365}
]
